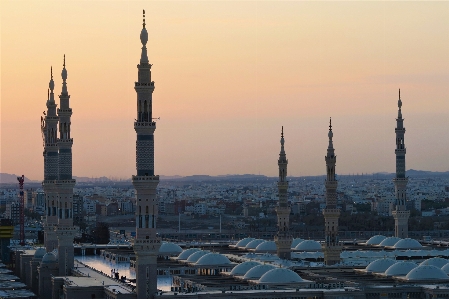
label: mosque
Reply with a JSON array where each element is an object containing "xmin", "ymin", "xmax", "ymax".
[{"xmin": 9, "ymin": 10, "xmax": 449, "ymax": 299}]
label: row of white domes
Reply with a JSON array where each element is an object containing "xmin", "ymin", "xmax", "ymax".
[
  {"xmin": 177, "ymin": 249, "xmax": 231, "ymax": 266},
  {"xmin": 236, "ymin": 238, "xmax": 321, "ymax": 252},
  {"xmin": 364, "ymin": 257, "xmax": 449, "ymax": 280},
  {"xmin": 177, "ymin": 248, "xmax": 306, "ymax": 284},
  {"xmin": 229, "ymin": 261, "xmax": 305, "ymax": 283},
  {"xmin": 366, "ymin": 236, "xmax": 423, "ymax": 249}
]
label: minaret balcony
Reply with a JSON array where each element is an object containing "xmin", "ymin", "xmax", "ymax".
[
  {"xmin": 135, "ymin": 81, "xmax": 154, "ymax": 87},
  {"xmin": 57, "ymin": 138, "xmax": 73, "ymax": 144},
  {"xmin": 57, "ymin": 108, "xmax": 72, "ymax": 114},
  {"xmin": 132, "ymin": 175, "xmax": 160, "ymax": 181},
  {"xmin": 134, "ymin": 121, "xmax": 156, "ymax": 128},
  {"xmin": 45, "ymin": 116, "xmax": 59, "ymax": 121}
]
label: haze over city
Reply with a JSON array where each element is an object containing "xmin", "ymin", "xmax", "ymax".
[{"xmin": 2, "ymin": 1, "xmax": 449, "ymax": 180}]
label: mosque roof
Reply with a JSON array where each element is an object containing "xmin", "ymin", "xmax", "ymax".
[
  {"xmin": 186, "ymin": 250, "xmax": 210, "ymax": 263},
  {"xmin": 236, "ymin": 238, "xmax": 255, "ymax": 248},
  {"xmin": 291, "ymin": 238, "xmax": 304, "ymax": 249},
  {"xmin": 230, "ymin": 261, "xmax": 261, "ymax": 276},
  {"xmin": 441, "ymin": 263, "xmax": 449, "ymax": 274},
  {"xmin": 366, "ymin": 235, "xmax": 387, "ymax": 245},
  {"xmin": 378, "ymin": 237, "xmax": 401, "ymax": 247},
  {"xmin": 34, "ymin": 248, "xmax": 46, "ymax": 260},
  {"xmin": 196, "ymin": 253, "xmax": 231, "ymax": 266},
  {"xmin": 245, "ymin": 239, "xmax": 265, "ymax": 249},
  {"xmin": 42, "ymin": 252, "xmax": 57, "ymax": 264},
  {"xmin": 243, "ymin": 264, "xmax": 276, "ymax": 280},
  {"xmin": 258, "ymin": 268, "xmax": 304, "ymax": 284},
  {"xmin": 392, "ymin": 238, "xmax": 423, "ymax": 249},
  {"xmin": 384, "ymin": 261, "xmax": 417, "ymax": 276},
  {"xmin": 294, "ymin": 240, "xmax": 322, "ymax": 251},
  {"xmin": 419, "ymin": 257, "xmax": 449, "ymax": 268},
  {"xmin": 255, "ymin": 241, "xmax": 277, "ymax": 252},
  {"xmin": 159, "ymin": 242, "xmax": 183, "ymax": 254},
  {"xmin": 365, "ymin": 258, "xmax": 396, "ymax": 273},
  {"xmin": 177, "ymin": 248, "xmax": 200, "ymax": 260},
  {"xmin": 405, "ymin": 265, "xmax": 449, "ymax": 280}
]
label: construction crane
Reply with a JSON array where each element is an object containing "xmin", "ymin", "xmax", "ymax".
[{"xmin": 17, "ymin": 175, "xmax": 25, "ymax": 246}]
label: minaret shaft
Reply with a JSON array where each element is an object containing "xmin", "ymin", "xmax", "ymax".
[
  {"xmin": 392, "ymin": 90, "xmax": 410, "ymax": 238},
  {"xmin": 133, "ymin": 10, "xmax": 161, "ymax": 299},
  {"xmin": 274, "ymin": 127, "xmax": 292, "ymax": 260},
  {"xmin": 322, "ymin": 119, "xmax": 342, "ymax": 266}
]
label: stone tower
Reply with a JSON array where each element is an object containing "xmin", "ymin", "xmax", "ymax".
[
  {"xmin": 42, "ymin": 67, "xmax": 59, "ymax": 252},
  {"xmin": 274, "ymin": 127, "xmax": 292, "ymax": 260},
  {"xmin": 322, "ymin": 118, "xmax": 342, "ymax": 265},
  {"xmin": 392, "ymin": 89, "xmax": 410, "ymax": 238},
  {"xmin": 55, "ymin": 55, "xmax": 77, "ymax": 275},
  {"xmin": 132, "ymin": 10, "xmax": 161, "ymax": 299}
]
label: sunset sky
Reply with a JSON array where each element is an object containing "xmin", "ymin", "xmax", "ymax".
[{"xmin": 2, "ymin": 1, "xmax": 449, "ymax": 180}]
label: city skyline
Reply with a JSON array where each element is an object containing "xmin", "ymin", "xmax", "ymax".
[{"xmin": 2, "ymin": 1, "xmax": 449, "ymax": 180}]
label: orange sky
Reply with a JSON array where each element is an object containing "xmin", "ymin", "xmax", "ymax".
[{"xmin": 1, "ymin": 1, "xmax": 449, "ymax": 180}]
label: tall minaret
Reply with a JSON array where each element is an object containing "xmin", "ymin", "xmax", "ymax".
[
  {"xmin": 42, "ymin": 67, "xmax": 59, "ymax": 251},
  {"xmin": 322, "ymin": 118, "xmax": 342, "ymax": 265},
  {"xmin": 132, "ymin": 10, "xmax": 161, "ymax": 299},
  {"xmin": 55, "ymin": 55, "xmax": 77, "ymax": 275},
  {"xmin": 392, "ymin": 89, "xmax": 410, "ymax": 238},
  {"xmin": 274, "ymin": 127, "xmax": 292, "ymax": 260}
]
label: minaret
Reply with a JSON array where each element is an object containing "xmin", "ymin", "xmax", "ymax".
[
  {"xmin": 392, "ymin": 89, "xmax": 410, "ymax": 238},
  {"xmin": 274, "ymin": 127, "xmax": 292, "ymax": 259},
  {"xmin": 322, "ymin": 118, "xmax": 342, "ymax": 265},
  {"xmin": 42, "ymin": 67, "xmax": 59, "ymax": 251},
  {"xmin": 55, "ymin": 55, "xmax": 76, "ymax": 275},
  {"xmin": 132, "ymin": 10, "xmax": 161, "ymax": 299}
]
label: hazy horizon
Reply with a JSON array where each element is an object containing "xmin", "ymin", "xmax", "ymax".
[{"xmin": 2, "ymin": 1, "xmax": 449, "ymax": 180}]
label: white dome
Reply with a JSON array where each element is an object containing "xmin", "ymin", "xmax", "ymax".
[
  {"xmin": 258, "ymin": 268, "xmax": 304, "ymax": 284},
  {"xmin": 406, "ymin": 265, "xmax": 449, "ymax": 280},
  {"xmin": 294, "ymin": 240, "xmax": 322, "ymax": 252},
  {"xmin": 243, "ymin": 264, "xmax": 276, "ymax": 279},
  {"xmin": 366, "ymin": 258, "xmax": 396, "ymax": 273},
  {"xmin": 441, "ymin": 263, "xmax": 449, "ymax": 274},
  {"xmin": 366, "ymin": 235, "xmax": 386, "ymax": 245},
  {"xmin": 186, "ymin": 250, "xmax": 210, "ymax": 263},
  {"xmin": 34, "ymin": 248, "xmax": 46, "ymax": 259},
  {"xmin": 196, "ymin": 253, "xmax": 231, "ymax": 266},
  {"xmin": 384, "ymin": 261, "xmax": 417, "ymax": 276},
  {"xmin": 379, "ymin": 237, "xmax": 401, "ymax": 247},
  {"xmin": 246, "ymin": 239, "xmax": 265, "ymax": 249},
  {"xmin": 159, "ymin": 242, "xmax": 183, "ymax": 254},
  {"xmin": 41, "ymin": 252, "xmax": 57, "ymax": 264},
  {"xmin": 236, "ymin": 238, "xmax": 255, "ymax": 248},
  {"xmin": 291, "ymin": 238, "xmax": 304, "ymax": 249},
  {"xmin": 255, "ymin": 241, "xmax": 277, "ymax": 252},
  {"xmin": 177, "ymin": 248, "xmax": 200, "ymax": 260},
  {"xmin": 230, "ymin": 261, "xmax": 261, "ymax": 276},
  {"xmin": 419, "ymin": 257, "xmax": 449, "ymax": 268},
  {"xmin": 393, "ymin": 238, "xmax": 422, "ymax": 249}
]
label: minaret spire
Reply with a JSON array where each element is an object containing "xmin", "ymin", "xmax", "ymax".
[
  {"xmin": 392, "ymin": 89, "xmax": 410, "ymax": 238},
  {"xmin": 140, "ymin": 10, "xmax": 149, "ymax": 64},
  {"xmin": 274, "ymin": 126, "xmax": 292, "ymax": 260},
  {"xmin": 322, "ymin": 118, "xmax": 342, "ymax": 265}
]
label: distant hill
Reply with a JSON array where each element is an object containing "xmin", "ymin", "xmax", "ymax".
[{"xmin": 0, "ymin": 173, "xmax": 37, "ymax": 184}]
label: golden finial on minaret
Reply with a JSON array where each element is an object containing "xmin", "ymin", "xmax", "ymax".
[{"xmin": 143, "ymin": 9, "xmax": 146, "ymax": 28}]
